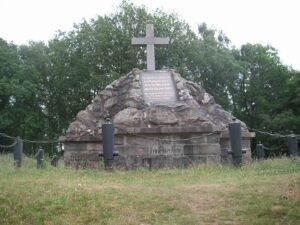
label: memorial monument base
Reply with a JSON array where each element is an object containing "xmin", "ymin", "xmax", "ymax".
[
  {"xmin": 62, "ymin": 126, "xmax": 254, "ymax": 169},
  {"xmin": 61, "ymin": 68, "xmax": 254, "ymax": 169}
]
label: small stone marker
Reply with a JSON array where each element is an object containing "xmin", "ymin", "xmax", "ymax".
[
  {"xmin": 35, "ymin": 147, "xmax": 44, "ymax": 169},
  {"xmin": 51, "ymin": 154, "xmax": 59, "ymax": 167},
  {"xmin": 13, "ymin": 137, "xmax": 23, "ymax": 167},
  {"xmin": 132, "ymin": 24, "xmax": 169, "ymax": 70},
  {"xmin": 256, "ymin": 142, "xmax": 265, "ymax": 160},
  {"xmin": 287, "ymin": 134, "xmax": 298, "ymax": 157}
]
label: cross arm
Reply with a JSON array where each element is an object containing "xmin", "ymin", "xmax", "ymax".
[
  {"xmin": 131, "ymin": 37, "xmax": 147, "ymax": 46},
  {"xmin": 131, "ymin": 37, "xmax": 170, "ymax": 46},
  {"xmin": 154, "ymin": 37, "xmax": 170, "ymax": 46}
]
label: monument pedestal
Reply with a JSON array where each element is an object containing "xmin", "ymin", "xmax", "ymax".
[
  {"xmin": 61, "ymin": 68, "xmax": 255, "ymax": 169},
  {"xmin": 62, "ymin": 126, "xmax": 254, "ymax": 169},
  {"xmin": 62, "ymin": 125, "xmax": 222, "ymax": 169},
  {"xmin": 113, "ymin": 125, "xmax": 221, "ymax": 169}
]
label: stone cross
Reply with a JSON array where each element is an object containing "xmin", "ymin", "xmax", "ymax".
[{"xmin": 132, "ymin": 24, "xmax": 169, "ymax": 70}]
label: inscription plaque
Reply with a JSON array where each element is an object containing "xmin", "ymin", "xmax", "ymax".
[
  {"xmin": 149, "ymin": 145, "xmax": 183, "ymax": 156},
  {"xmin": 140, "ymin": 71, "xmax": 177, "ymax": 104}
]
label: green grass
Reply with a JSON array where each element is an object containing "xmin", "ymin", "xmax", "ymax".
[{"xmin": 0, "ymin": 155, "xmax": 300, "ymax": 225}]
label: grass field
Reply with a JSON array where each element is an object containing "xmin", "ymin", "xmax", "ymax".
[{"xmin": 0, "ymin": 154, "xmax": 300, "ymax": 225}]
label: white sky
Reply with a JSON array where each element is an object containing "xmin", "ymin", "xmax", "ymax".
[{"xmin": 0, "ymin": 0, "xmax": 299, "ymax": 70}]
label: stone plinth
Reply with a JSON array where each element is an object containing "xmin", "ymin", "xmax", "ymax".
[
  {"xmin": 220, "ymin": 131, "xmax": 256, "ymax": 164},
  {"xmin": 62, "ymin": 125, "xmax": 222, "ymax": 169}
]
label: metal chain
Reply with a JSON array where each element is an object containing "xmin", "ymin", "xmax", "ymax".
[
  {"xmin": 263, "ymin": 144, "xmax": 286, "ymax": 151},
  {"xmin": 0, "ymin": 132, "xmax": 59, "ymax": 144},
  {"xmin": 116, "ymin": 126, "xmax": 218, "ymax": 142},
  {"xmin": 0, "ymin": 126, "xmax": 298, "ymax": 146},
  {"xmin": 0, "ymin": 132, "xmax": 16, "ymax": 140},
  {"xmin": 22, "ymin": 139, "xmax": 59, "ymax": 144},
  {"xmin": 0, "ymin": 141, "xmax": 18, "ymax": 148},
  {"xmin": 248, "ymin": 128, "xmax": 299, "ymax": 138}
]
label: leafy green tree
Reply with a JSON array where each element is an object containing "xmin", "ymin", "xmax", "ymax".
[
  {"xmin": 0, "ymin": 38, "xmax": 20, "ymax": 135},
  {"xmin": 192, "ymin": 23, "xmax": 241, "ymax": 109},
  {"xmin": 234, "ymin": 44, "xmax": 289, "ymax": 128},
  {"xmin": 0, "ymin": 40, "xmax": 45, "ymax": 143},
  {"xmin": 282, "ymin": 71, "xmax": 300, "ymax": 133},
  {"xmin": 232, "ymin": 43, "xmax": 297, "ymax": 154}
]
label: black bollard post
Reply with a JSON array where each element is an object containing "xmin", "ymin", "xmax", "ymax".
[
  {"xmin": 256, "ymin": 142, "xmax": 265, "ymax": 160},
  {"xmin": 229, "ymin": 118, "xmax": 243, "ymax": 166},
  {"xmin": 51, "ymin": 154, "xmax": 59, "ymax": 167},
  {"xmin": 13, "ymin": 137, "xmax": 23, "ymax": 167},
  {"xmin": 287, "ymin": 134, "xmax": 298, "ymax": 157},
  {"xmin": 100, "ymin": 120, "xmax": 118, "ymax": 170},
  {"xmin": 35, "ymin": 147, "xmax": 44, "ymax": 169}
]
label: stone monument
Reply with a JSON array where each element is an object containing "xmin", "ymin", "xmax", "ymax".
[{"xmin": 60, "ymin": 24, "xmax": 254, "ymax": 169}]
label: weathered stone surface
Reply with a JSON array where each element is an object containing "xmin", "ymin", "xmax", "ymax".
[
  {"xmin": 147, "ymin": 107, "xmax": 178, "ymax": 125},
  {"xmin": 183, "ymin": 144, "xmax": 220, "ymax": 155},
  {"xmin": 76, "ymin": 110, "xmax": 96, "ymax": 128},
  {"xmin": 64, "ymin": 69, "xmax": 241, "ymax": 139},
  {"xmin": 62, "ymin": 68, "xmax": 253, "ymax": 168},
  {"xmin": 114, "ymin": 108, "xmax": 144, "ymax": 127},
  {"xmin": 66, "ymin": 121, "xmax": 86, "ymax": 135}
]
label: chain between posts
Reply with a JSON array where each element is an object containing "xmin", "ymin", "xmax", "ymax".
[
  {"xmin": 0, "ymin": 132, "xmax": 16, "ymax": 140},
  {"xmin": 248, "ymin": 128, "xmax": 299, "ymax": 138},
  {"xmin": 0, "ymin": 127, "xmax": 298, "ymax": 149},
  {"xmin": 22, "ymin": 139, "xmax": 59, "ymax": 144},
  {"xmin": 263, "ymin": 144, "xmax": 285, "ymax": 151},
  {"xmin": 0, "ymin": 132, "xmax": 59, "ymax": 144},
  {"xmin": 115, "ymin": 126, "xmax": 218, "ymax": 143},
  {"xmin": 0, "ymin": 141, "xmax": 18, "ymax": 148}
]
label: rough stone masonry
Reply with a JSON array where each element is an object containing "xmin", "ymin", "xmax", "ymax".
[
  {"xmin": 61, "ymin": 68, "xmax": 254, "ymax": 169},
  {"xmin": 60, "ymin": 24, "xmax": 254, "ymax": 169}
]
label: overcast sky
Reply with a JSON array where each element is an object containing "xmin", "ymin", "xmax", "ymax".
[{"xmin": 1, "ymin": 0, "xmax": 299, "ymax": 70}]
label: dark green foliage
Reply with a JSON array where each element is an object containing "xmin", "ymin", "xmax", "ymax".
[
  {"xmin": 232, "ymin": 44, "xmax": 299, "ymax": 153},
  {"xmin": 0, "ymin": 1, "xmax": 298, "ymax": 156}
]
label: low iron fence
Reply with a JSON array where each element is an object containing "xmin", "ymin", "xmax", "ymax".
[{"xmin": 0, "ymin": 120, "xmax": 299, "ymax": 169}]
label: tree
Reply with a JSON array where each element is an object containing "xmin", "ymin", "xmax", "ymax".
[
  {"xmin": 232, "ymin": 43, "xmax": 296, "ymax": 154},
  {"xmin": 234, "ymin": 44, "xmax": 288, "ymax": 127},
  {"xmin": 0, "ymin": 40, "xmax": 45, "ymax": 142},
  {"xmin": 0, "ymin": 38, "xmax": 20, "ymax": 135}
]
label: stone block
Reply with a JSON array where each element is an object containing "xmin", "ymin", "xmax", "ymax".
[
  {"xmin": 64, "ymin": 151, "xmax": 101, "ymax": 168},
  {"xmin": 87, "ymin": 143, "xmax": 102, "ymax": 152},
  {"xmin": 175, "ymin": 133, "xmax": 207, "ymax": 144},
  {"xmin": 186, "ymin": 156, "xmax": 207, "ymax": 165},
  {"xmin": 124, "ymin": 135, "xmax": 157, "ymax": 146},
  {"xmin": 148, "ymin": 107, "xmax": 178, "ymax": 125},
  {"xmin": 148, "ymin": 144, "xmax": 183, "ymax": 156},
  {"xmin": 220, "ymin": 138, "xmax": 230, "ymax": 149},
  {"xmin": 183, "ymin": 144, "xmax": 220, "ymax": 155},
  {"xmin": 242, "ymin": 139, "xmax": 251, "ymax": 148},
  {"xmin": 114, "ymin": 135, "xmax": 124, "ymax": 145},
  {"xmin": 64, "ymin": 142, "xmax": 87, "ymax": 152},
  {"xmin": 206, "ymin": 155, "xmax": 221, "ymax": 164},
  {"xmin": 115, "ymin": 145, "xmax": 148, "ymax": 156},
  {"xmin": 207, "ymin": 134, "xmax": 220, "ymax": 143}
]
